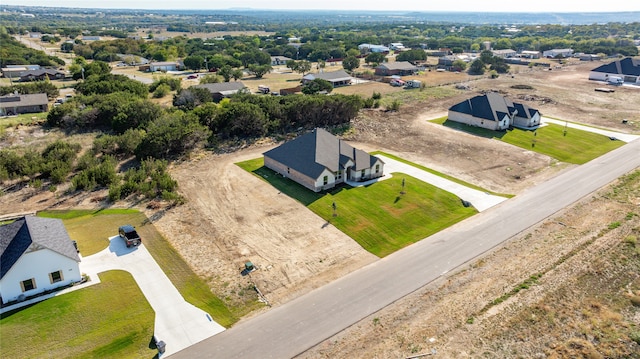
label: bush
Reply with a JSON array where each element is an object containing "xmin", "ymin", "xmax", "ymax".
[
  {"xmin": 372, "ymin": 92, "xmax": 382, "ymax": 100},
  {"xmin": 387, "ymin": 100, "xmax": 401, "ymax": 112},
  {"xmin": 153, "ymin": 84, "xmax": 171, "ymax": 98}
]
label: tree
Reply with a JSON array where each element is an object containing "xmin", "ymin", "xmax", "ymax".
[
  {"xmin": 232, "ymin": 69, "xmax": 244, "ymax": 81},
  {"xmin": 342, "ymin": 55, "xmax": 360, "ymax": 72},
  {"xmin": 218, "ymin": 65, "xmax": 233, "ymax": 82},
  {"xmin": 135, "ymin": 112, "xmax": 210, "ymax": 159},
  {"xmin": 247, "ymin": 64, "xmax": 272, "ymax": 79},
  {"xmin": 183, "ymin": 55, "xmax": 204, "ymax": 71},
  {"xmin": 200, "ymin": 74, "xmax": 221, "ymax": 84},
  {"xmin": 452, "ymin": 59, "xmax": 468, "ymax": 71},
  {"xmin": 469, "ymin": 59, "xmax": 486, "ymax": 75},
  {"xmin": 302, "ymin": 78, "xmax": 333, "ymax": 95},
  {"xmin": 286, "ymin": 60, "xmax": 311, "ymax": 75},
  {"xmin": 365, "ymin": 52, "xmax": 386, "ymax": 66},
  {"xmin": 396, "ymin": 49, "xmax": 427, "ymax": 62}
]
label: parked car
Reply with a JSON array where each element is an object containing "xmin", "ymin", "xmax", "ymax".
[
  {"xmin": 187, "ymin": 74, "xmax": 198, "ymax": 79},
  {"xmin": 118, "ymin": 225, "xmax": 142, "ymax": 248}
]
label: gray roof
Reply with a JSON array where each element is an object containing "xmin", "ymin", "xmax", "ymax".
[
  {"xmin": 19, "ymin": 69, "xmax": 65, "ymax": 78},
  {"xmin": 303, "ymin": 70, "xmax": 352, "ymax": 83},
  {"xmin": 449, "ymin": 92, "xmax": 539, "ymax": 122},
  {"xmin": 0, "ymin": 216, "xmax": 80, "ymax": 279},
  {"xmin": 194, "ymin": 81, "xmax": 246, "ymax": 95},
  {"xmin": 591, "ymin": 57, "xmax": 640, "ymax": 76},
  {"xmin": 263, "ymin": 128, "xmax": 381, "ymax": 179},
  {"xmin": 0, "ymin": 93, "xmax": 49, "ymax": 109},
  {"xmin": 376, "ymin": 61, "xmax": 418, "ymax": 71}
]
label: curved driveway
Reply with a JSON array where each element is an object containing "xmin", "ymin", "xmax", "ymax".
[
  {"xmin": 172, "ymin": 138, "xmax": 640, "ymax": 358},
  {"xmin": 81, "ymin": 237, "xmax": 225, "ymax": 357}
]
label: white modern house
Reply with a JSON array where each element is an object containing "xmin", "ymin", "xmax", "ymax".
[
  {"xmin": 542, "ymin": 49, "xmax": 574, "ymax": 58},
  {"xmin": 588, "ymin": 57, "xmax": 640, "ymax": 84},
  {"xmin": 0, "ymin": 216, "xmax": 81, "ymax": 305},
  {"xmin": 448, "ymin": 92, "xmax": 541, "ymax": 131}
]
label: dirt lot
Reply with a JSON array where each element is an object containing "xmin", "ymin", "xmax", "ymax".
[{"xmin": 2, "ymin": 60, "xmax": 640, "ymax": 356}]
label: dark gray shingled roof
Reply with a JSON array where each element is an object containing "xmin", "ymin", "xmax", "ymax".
[
  {"xmin": 0, "ymin": 216, "xmax": 80, "ymax": 279},
  {"xmin": 591, "ymin": 57, "xmax": 640, "ymax": 76},
  {"xmin": 449, "ymin": 92, "xmax": 539, "ymax": 122},
  {"xmin": 0, "ymin": 93, "xmax": 48, "ymax": 108},
  {"xmin": 263, "ymin": 128, "xmax": 381, "ymax": 179},
  {"xmin": 303, "ymin": 70, "xmax": 352, "ymax": 82},
  {"xmin": 376, "ymin": 61, "xmax": 418, "ymax": 71},
  {"xmin": 194, "ymin": 81, "xmax": 245, "ymax": 94}
]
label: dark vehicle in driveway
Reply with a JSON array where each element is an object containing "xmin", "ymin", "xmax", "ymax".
[{"xmin": 118, "ymin": 225, "xmax": 142, "ymax": 247}]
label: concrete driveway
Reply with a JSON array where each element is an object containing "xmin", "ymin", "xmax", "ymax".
[
  {"xmin": 541, "ymin": 117, "xmax": 640, "ymax": 143},
  {"xmin": 373, "ymin": 155, "xmax": 508, "ymax": 212},
  {"xmin": 80, "ymin": 236, "xmax": 225, "ymax": 357}
]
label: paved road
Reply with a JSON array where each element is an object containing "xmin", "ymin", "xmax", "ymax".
[
  {"xmin": 81, "ymin": 237, "xmax": 225, "ymax": 357},
  {"xmin": 172, "ymin": 139, "xmax": 640, "ymax": 359}
]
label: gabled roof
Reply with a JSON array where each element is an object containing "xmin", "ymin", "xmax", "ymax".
[
  {"xmin": 376, "ymin": 62, "xmax": 418, "ymax": 71},
  {"xmin": 194, "ymin": 81, "xmax": 246, "ymax": 94},
  {"xmin": 591, "ymin": 57, "xmax": 640, "ymax": 76},
  {"xmin": 449, "ymin": 92, "xmax": 539, "ymax": 122},
  {"xmin": 263, "ymin": 128, "xmax": 381, "ymax": 179},
  {"xmin": 0, "ymin": 93, "xmax": 48, "ymax": 108},
  {"xmin": 303, "ymin": 70, "xmax": 352, "ymax": 82},
  {"xmin": 0, "ymin": 216, "xmax": 80, "ymax": 279},
  {"xmin": 19, "ymin": 69, "xmax": 65, "ymax": 78}
]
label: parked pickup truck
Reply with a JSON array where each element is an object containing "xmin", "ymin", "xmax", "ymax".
[{"xmin": 118, "ymin": 225, "xmax": 142, "ymax": 247}]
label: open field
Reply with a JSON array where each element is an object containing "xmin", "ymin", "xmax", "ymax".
[{"xmin": 0, "ymin": 270, "xmax": 155, "ymax": 359}]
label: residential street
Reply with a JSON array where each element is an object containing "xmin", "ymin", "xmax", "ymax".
[{"xmin": 171, "ymin": 138, "xmax": 640, "ymax": 358}]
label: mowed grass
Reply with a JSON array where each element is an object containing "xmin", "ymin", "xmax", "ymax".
[
  {"xmin": 237, "ymin": 158, "xmax": 477, "ymax": 257},
  {"xmin": 431, "ymin": 117, "xmax": 624, "ymax": 164},
  {"xmin": 37, "ymin": 209, "xmax": 237, "ymax": 327},
  {"xmin": 0, "ymin": 270, "xmax": 155, "ymax": 359}
]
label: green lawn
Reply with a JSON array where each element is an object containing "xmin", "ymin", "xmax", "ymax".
[
  {"xmin": 237, "ymin": 158, "xmax": 477, "ymax": 257},
  {"xmin": 37, "ymin": 209, "xmax": 238, "ymax": 327},
  {"xmin": 0, "ymin": 112, "xmax": 47, "ymax": 130},
  {"xmin": 431, "ymin": 117, "xmax": 625, "ymax": 164},
  {"xmin": 0, "ymin": 271, "xmax": 156, "ymax": 359}
]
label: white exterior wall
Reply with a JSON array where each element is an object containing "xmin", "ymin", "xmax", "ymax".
[
  {"xmin": 0, "ymin": 249, "xmax": 80, "ymax": 303},
  {"xmin": 513, "ymin": 112, "xmax": 541, "ymax": 128},
  {"xmin": 313, "ymin": 168, "xmax": 336, "ymax": 191},
  {"xmin": 589, "ymin": 71, "xmax": 610, "ymax": 81},
  {"xmin": 448, "ymin": 111, "xmax": 510, "ymax": 131}
]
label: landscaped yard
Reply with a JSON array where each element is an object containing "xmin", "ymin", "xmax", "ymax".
[
  {"xmin": 431, "ymin": 117, "xmax": 625, "ymax": 164},
  {"xmin": 0, "ymin": 270, "xmax": 155, "ymax": 359},
  {"xmin": 37, "ymin": 209, "xmax": 237, "ymax": 327},
  {"xmin": 237, "ymin": 158, "xmax": 477, "ymax": 257}
]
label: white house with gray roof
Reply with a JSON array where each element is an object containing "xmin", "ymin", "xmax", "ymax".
[
  {"xmin": 0, "ymin": 216, "xmax": 81, "ymax": 305},
  {"xmin": 302, "ymin": 70, "xmax": 353, "ymax": 87},
  {"xmin": 263, "ymin": 128, "xmax": 384, "ymax": 192},
  {"xmin": 448, "ymin": 92, "xmax": 541, "ymax": 131}
]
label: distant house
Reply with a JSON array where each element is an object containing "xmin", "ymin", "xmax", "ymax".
[
  {"xmin": 543, "ymin": 49, "xmax": 574, "ymax": 58},
  {"xmin": 0, "ymin": 216, "xmax": 81, "ymax": 305},
  {"xmin": 1, "ymin": 67, "xmax": 28, "ymax": 79},
  {"xmin": 520, "ymin": 50, "xmax": 541, "ymax": 59},
  {"xmin": 374, "ymin": 61, "xmax": 418, "ymax": 76},
  {"xmin": 389, "ymin": 43, "xmax": 406, "ymax": 51},
  {"xmin": 19, "ymin": 69, "xmax": 66, "ymax": 82},
  {"xmin": 448, "ymin": 92, "xmax": 541, "ymax": 131},
  {"xmin": 271, "ymin": 56, "xmax": 292, "ymax": 66},
  {"xmin": 358, "ymin": 44, "xmax": 390, "ymax": 53},
  {"xmin": 82, "ymin": 36, "xmax": 101, "ymax": 41},
  {"xmin": 0, "ymin": 93, "xmax": 49, "ymax": 116},
  {"xmin": 194, "ymin": 81, "xmax": 246, "ymax": 102},
  {"xmin": 149, "ymin": 61, "xmax": 183, "ymax": 72},
  {"xmin": 263, "ymin": 128, "xmax": 385, "ymax": 192},
  {"xmin": 492, "ymin": 49, "xmax": 517, "ymax": 58},
  {"xmin": 579, "ymin": 54, "xmax": 600, "ymax": 61},
  {"xmin": 589, "ymin": 57, "xmax": 640, "ymax": 84},
  {"xmin": 302, "ymin": 70, "xmax": 352, "ymax": 87}
]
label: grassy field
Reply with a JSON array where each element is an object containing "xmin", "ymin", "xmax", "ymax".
[
  {"xmin": 237, "ymin": 158, "xmax": 477, "ymax": 257},
  {"xmin": 431, "ymin": 118, "xmax": 625, "ymax": 164},
  {"xmin": 0, "ymin": 112, "xmax": 48, "ymax": 130},
  {"xmin": 37, "ymin": 209, "xmax": 237, "ymax": 327},
  {"xmin": 0, "ymin": 270, "xmax": 156, "ymax": 359}
]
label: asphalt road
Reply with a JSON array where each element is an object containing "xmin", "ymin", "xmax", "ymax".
[{"xmin": 172, "ymin": 139, "xmax": 640, "ymax": 359}]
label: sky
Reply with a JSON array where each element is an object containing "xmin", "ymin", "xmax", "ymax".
[{"xmin": 2, "ymin": 0, "xmax": 639, "ymax": 12}]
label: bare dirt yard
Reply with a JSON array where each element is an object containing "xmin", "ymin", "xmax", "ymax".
[{"xmin": 2, "ymin": 60, "xmax": 640, "ymax": 356}]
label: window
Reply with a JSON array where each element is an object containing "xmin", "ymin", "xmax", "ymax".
[
  {"xmin": 287, "ymin": 167, "xmax": 290, "ymax": 174},
  {"xmin": 375, "ymin": 164, "xmax": 380, "ymax": 173},
  {"xmin": 21, "ymin": 278, "xmax": 36, "ymax": 292},
  {"xmin": 50, "ymin": 270, "xmax": 63, "ymax": 284},
  {"xmin": 361, "ymin": 169, "xmax": 366, "ymax": 178},
  {"xmin": 323, "ymin": 176, "xmax": 328, "ymax": 185},
  {"xmin": 336, "ymin": 170, "xmax": 342, "ymax": 179}
]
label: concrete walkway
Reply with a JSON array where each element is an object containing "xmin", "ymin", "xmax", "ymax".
[
  {"xmin": 80, "ymin": 237, "xmax": 225, "ymax": 357},
  {"xmin": 541, "ymin": 117, "xmax": 640, "ymax": 143},
  {"xmin": 347, "ymin": 155, "xmax": 508, "ymax": 212}
]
